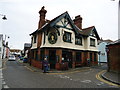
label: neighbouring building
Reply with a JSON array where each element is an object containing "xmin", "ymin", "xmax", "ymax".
[
  {"xmin": 2, "ymin": 41, "xmax": 10, "ymax": 58},
  {"xmin": 10, "ymin": 49, "xmax": 21, "ymax": 56},
  {"xmin": 24, "ymin": 43, "xmax": 31, "ymax": 56},
  {"xmin": 29, "ymin": 6, "xmax": 100, "ymax": 70},
  {"xmin": 0, "ymin": 34, "xmax": 10, "ymax": 59},
  {"xmin": 106, "ymin": 39, "xmax": 120, "ymax": 73},
  {"xmin": 0, "ymin": 34, "xmax": 3, "ymax": 59},
  {"xmin": 97, "ymin": 39, "xmax": 113, "ymax": 63},
  {"xmin": 23, "ymin": 43, "xmax": 31, "ymax": 61}
]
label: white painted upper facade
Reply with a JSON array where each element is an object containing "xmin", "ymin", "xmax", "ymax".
[{"xmin": 31, "ymin": 17, "xmax": 99, "ymax": 52}]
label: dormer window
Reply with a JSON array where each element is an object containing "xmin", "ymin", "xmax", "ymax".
[
  {"xmin": 90, "ymin": 38, "xmax": 95, "ymax": 46},
  {"xmin": 75, "ymin": 36, "xmax": 82, "ymax": 45},
  {"xmin": 90, "ymin": 30, "xmax": 96, "ymax": 37},
  {"xmin": 34, "ymin": 35, "xmax": 37, "ymax": 43},
  {"xmin": 63, "ymin": 31, "xmax": 72, "ymax": 43}
]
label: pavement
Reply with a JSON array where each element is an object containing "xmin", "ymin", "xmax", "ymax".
[
  {"xmin": 18, "ymin": 59, "xmax": 120, "ymax": 86},
  {"xmin": 17, "ymin": 59, "xmax": 91, "ymax": 74},
  {"xmin": 0, "ymin": 58, "xmax": 2, "ymax": 90},
  {"xmin": 101, "ymin": 70, "xmax": 120, "ymax": 85}
]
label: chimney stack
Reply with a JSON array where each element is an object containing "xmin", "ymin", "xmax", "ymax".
[
  {"xmin": 38, "ymin": 6, "xmax": 47, "ymax": 29},
  {"xmin": 73, "ymin": 15, "xmax": 82, "ymax": 29}
]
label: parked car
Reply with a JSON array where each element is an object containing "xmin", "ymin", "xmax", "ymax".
[
  {"xmin": 19, "ymin": 56, "xmax": 24, "ymax": 60},
  {"xmin": 8, "ymin": 55, "xmax": 16, "ymax": 61},
  {"xmin": 23, "ymin": 56, "xmax": 28, "ymax": 63}
]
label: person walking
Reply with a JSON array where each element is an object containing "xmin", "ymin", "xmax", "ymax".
[{"xmin": 42, "ymin": 57, "xmax": 49, "ymax": 73}]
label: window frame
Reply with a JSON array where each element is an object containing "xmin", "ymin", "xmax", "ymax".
[
  {"xmin": 76, "ymin": 52, "xmax": 82, "ymax": 62},
  {"xmin": 33, "ymin": 35, "xmax": 37, "ymax": 43},
  {"xmin": 63, "ymin": 31, "xmax": 72, "ymax": 43},
  {"xmin": 75, "ymin": 36, "xmax": 82, "ymax": 45},
  {"xmin": 90, "ymin": 38, "xmax": 95, "ymax": 47}
]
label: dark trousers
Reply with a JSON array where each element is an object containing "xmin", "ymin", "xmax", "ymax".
[{"xmin": 43, "ymin": 66, "xmax": 47, "ymax": 72}]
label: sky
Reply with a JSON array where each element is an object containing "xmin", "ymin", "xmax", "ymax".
[{"xmin": 0, "ymin": 0, "xmax": 118, "ymax": 50}]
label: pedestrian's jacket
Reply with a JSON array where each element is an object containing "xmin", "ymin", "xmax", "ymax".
[{"xmin": 42, "ymin": 60, "xmax": 48, "ymax": 66}]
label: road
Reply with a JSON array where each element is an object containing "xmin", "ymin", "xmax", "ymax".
[{"xmin": 2, "ymin": 59, "xmax": 118, "ymax": 88}]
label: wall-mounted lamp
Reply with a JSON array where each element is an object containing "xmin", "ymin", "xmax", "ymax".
[{"xmin": 0, "ymin": 14, "xmax": 7, "ymax": 20}]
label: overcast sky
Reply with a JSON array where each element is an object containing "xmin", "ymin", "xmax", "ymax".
[{"xmin": 0, "ymin": 0, "xmax": 118, "ymax": 50}]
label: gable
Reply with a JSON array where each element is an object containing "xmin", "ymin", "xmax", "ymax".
[
  {"xmin": 90, "ymin": 29, "xmax": 96, "ymax": 37},
  {"xmin": 91, "ymin": 27, "xmax": 100, "ymax": 40},
  {"xmin": 39, "ymin": 11, "xmax": 80, "ymax": 35},
  {"xmin": 56, "ymin": 18, "xmax": 73, "ymax": 30}
]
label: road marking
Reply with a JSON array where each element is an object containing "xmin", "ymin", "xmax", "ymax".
[
  {"xmin": 47, "ymin": 68, "xmax": 90, "ymax": 75},
  {"xmin": 97, "ymin": 82, "xmax": 104, "ymax": 86},
  {"xmin": 3, "ymin": 85, "xmax": 9, "ymax": 88},
  {"xmin": 96, "ymin": 70, "xmax": 120, "ymax": 87},
  {"xmin": 2, "ymin": 81, "xmax": 6, "ymax": 84},
  {"xmin": 24, "ymin": 66, "xmax": 35, "ymax": 72},
  {"xmin": 0, "ymin": 75, "xmax": 3, "ymax": 78},
  {"xmin": 81, "ymin": 80, "xmax": 91, "ymax": 83},
  {"xmin": 23, "ymin": 64, "xmax": 90, "ymax": 75}
]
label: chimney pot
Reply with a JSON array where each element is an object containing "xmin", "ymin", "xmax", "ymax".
[{"xmin": 38, "ymin": 6, "xmax": 47, "ymax": 29}]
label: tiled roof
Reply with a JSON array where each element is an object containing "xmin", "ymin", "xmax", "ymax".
[
  {"xmin": 81, "ymin": 26, "xmax": 94, "ymax": 36},
  {"xmin": 107, "ymin": 39, "xmax": 120, "ymax": 46}
]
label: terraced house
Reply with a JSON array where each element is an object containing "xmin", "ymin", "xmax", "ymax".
[{"xmin": 29, "ymin": 6, "xmax": 100, "ymax": 70}]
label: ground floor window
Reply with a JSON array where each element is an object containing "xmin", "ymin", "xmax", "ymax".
[
  {"xmin": 76, "ymin": 52, "xmax": 82, "ymax": 62},
  {"xmin": 35, "ymin": 51, "xmax": 38, "ymax": 60},
  {"xmin": 90, "ymin": 53, "xmax": 93, "ymax": 62},
  {"xmin": 40, "ymin": 50, "xmax": 44, "ymax": 61}
]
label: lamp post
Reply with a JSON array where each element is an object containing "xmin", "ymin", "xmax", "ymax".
[
  {"xmin": 0, "ymin": 13, "xmax": 8, "ymax": 59},
  {"xmin": 105, "ymin": 46, "xmax": 110, "ymax": 72},
  {"xmin": 2, "ymin": 35, "xmax": 10, "ymax": 59},
  {"xmin": 98, "ymin": 51, "xmax": 101, "ymax": 66}
]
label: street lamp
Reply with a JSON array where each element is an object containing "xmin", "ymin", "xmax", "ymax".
[
  {"xmin": 2, "ymin": 35, "xmax": 10, "ymax": 59},
  {"xmin": 98, "ymin": 51, "xmax": 101, "ymax": 66},
  {"xmin": 0, "ymin": 14, "xmax": 7, "ymax": 20}
]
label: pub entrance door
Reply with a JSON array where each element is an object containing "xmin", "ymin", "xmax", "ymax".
[
  {"xmin": 49, "ymin": 50, "xmax": 56, "ymax": 69},
  {"xmin": 62, "ymin": 51, "xmax": 72, "ymax": 68}
]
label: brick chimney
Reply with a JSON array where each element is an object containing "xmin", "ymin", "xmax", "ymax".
[
  {"xmin": 73, "ymin": 15, "xmax": 82, "ymax": 29},
  {"xmin": 38, "ymin": 6, "xmax": 47, "ymax": 29}
]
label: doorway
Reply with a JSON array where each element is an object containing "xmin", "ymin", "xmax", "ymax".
[
  {"xmin": 90, "ymin": 52, "xmax": 93, "ymax": 65},
  {"xmin": 62, "ymin": 51, "xmax": 72, "ymax": 68},
  {"xmin": 49, "ymin": 50, "xmax": 56, "ymax": 69}
]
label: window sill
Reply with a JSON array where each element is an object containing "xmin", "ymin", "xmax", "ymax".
[
  {"xmin": 75, "ymin": 44, "xmax": 83, "ymax": 46},
  {"xmin": 64, "ymin": 41, "xmax": 72, "ymax": 43},
  {"xmin": 90, "ymin": 45, "xmax": 96, "ymax": 47}
]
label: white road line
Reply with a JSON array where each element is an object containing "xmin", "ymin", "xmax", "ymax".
[
  {"xmin": 2, "ymin": 81, "xmax": 6, "ymax": 84},
  {"xmin": 1, "ymin": 78, "xmax": 4, "ymax": 81},
  {"xmin": 0, "ymin": 75, "xmax": 3, "ymax": 78},
  {"xmin": 81, "ymin": 80, "xmax": 92, "ymax": 83},
  {"xmin": 3, "ymin": 85, "xmax": 9, "ymax": 88},
  {"xmin": 0, "ymin": 73, "xmax": 3, "ymax": 76},
  {"xmin": 97, "ymin": 82, "xmax": 104, "ymax": 86}
]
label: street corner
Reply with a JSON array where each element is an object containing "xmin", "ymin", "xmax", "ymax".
[
  {"xmin": 46, "ymin": 67, "xmax": 91, "ymax": 75},
  {"xmin": 24, "ymin": 64, "xmax": 91, "ymax": 75},
  {"xmin": 96, "ymin": 70, "xmax": 120, "ymax": 87}
]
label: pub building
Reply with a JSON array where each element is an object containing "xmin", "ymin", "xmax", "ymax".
[{"xmin": 29, "ymin": 6, "xmax": 100, "ymax": 70}]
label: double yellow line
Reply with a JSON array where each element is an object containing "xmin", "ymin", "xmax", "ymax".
[
  {"xmin": 47, "ymin": 68, "xmax": 90, "ymax": 75},
  {"xmin": 96, "ymin": 70, "xmax": 120, "ymax": 87}
]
